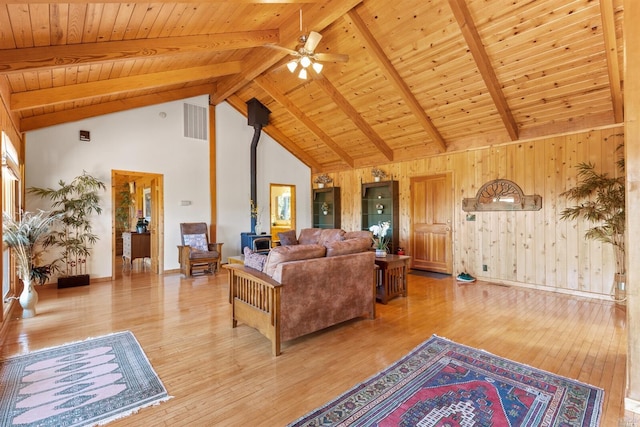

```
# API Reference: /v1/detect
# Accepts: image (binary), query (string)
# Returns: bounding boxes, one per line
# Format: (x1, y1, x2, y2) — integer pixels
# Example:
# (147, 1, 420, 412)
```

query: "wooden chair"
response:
(178, 223, 223, 277)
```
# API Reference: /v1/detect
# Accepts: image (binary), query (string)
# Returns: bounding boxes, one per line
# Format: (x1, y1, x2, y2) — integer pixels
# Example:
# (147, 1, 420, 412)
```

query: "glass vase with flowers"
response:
(369, 221, 390, 257)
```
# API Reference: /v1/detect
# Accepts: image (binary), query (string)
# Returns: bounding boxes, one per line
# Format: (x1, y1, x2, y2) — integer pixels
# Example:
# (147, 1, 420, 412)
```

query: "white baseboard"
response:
(625, 397, 640, 415)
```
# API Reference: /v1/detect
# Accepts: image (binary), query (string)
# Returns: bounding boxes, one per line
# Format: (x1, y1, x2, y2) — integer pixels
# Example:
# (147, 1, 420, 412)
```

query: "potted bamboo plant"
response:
(560, 146, 625, 302)
(2, 210, 59, 317)
(29, 171, 106, 288)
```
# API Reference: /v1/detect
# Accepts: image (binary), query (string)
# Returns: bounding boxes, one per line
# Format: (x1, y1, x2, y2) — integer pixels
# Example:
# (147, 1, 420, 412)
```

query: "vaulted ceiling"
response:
(0, 0, 625, 172)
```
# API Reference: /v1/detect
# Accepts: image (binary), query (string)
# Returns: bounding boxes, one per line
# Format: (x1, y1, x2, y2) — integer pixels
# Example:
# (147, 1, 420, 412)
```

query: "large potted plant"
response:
(29, 171, 106, 288)
(560, 147, 625, 302)
(2, 210, 59, 317)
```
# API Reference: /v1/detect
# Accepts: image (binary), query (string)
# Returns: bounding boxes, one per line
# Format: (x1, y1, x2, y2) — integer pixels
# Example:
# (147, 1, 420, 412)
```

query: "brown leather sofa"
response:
(224, 228, 375, 356)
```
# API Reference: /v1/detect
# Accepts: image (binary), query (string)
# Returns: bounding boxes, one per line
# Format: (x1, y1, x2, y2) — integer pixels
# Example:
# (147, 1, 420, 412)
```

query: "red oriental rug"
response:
(288, 335, 603, 426)
(0, 331, 171, 427)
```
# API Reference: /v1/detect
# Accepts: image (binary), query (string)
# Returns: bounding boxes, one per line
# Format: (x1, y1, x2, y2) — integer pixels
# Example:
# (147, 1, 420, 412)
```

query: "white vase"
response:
(375, 249, 387, 257)
(317, 183, 325, 188)
(254, 222, 262, 235)
(19, 279, 38, 318)
(374, 176, 381, 182)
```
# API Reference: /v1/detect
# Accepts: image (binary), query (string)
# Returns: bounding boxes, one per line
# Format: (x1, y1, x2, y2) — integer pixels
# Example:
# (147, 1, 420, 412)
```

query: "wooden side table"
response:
(374, 254, 411, 304)
(122, 232, 151, 269)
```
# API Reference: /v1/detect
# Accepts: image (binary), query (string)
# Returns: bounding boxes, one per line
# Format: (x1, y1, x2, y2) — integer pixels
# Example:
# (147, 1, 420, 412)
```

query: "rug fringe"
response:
(93, 396, 174, 427)
(1, 330, 132, 361)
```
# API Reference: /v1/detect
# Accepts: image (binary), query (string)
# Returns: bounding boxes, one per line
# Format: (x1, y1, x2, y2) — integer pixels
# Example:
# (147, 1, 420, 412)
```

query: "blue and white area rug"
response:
(0, 331, 171, 426)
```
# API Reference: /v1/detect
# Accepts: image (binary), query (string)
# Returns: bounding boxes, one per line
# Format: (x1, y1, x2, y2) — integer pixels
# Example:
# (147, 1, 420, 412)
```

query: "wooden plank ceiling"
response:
(0, 0, 624, 172)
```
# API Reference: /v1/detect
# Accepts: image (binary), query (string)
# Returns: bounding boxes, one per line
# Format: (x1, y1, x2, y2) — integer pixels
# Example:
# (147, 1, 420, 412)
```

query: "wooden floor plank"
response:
(0, 268, 634, 426)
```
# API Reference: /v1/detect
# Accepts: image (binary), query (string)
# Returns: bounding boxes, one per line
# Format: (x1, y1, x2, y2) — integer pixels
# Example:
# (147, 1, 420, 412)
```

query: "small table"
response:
(374, 254, 411, 304)
(122, 232, 150, 270)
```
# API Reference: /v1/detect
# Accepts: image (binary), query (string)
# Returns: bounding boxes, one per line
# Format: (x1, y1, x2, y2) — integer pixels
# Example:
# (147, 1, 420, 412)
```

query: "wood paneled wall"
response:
(0, 84, 24, 331)
(317, 126, 624, 298)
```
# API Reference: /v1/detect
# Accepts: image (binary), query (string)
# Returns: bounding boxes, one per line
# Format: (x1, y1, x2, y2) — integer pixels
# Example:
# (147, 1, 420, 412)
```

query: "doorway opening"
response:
(112, 170, 164, 277)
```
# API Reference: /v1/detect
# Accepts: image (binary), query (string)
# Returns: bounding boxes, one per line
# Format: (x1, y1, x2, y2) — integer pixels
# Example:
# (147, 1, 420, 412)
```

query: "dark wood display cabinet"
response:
(361, 180, 399, 253)
(313, 187, 341, 229)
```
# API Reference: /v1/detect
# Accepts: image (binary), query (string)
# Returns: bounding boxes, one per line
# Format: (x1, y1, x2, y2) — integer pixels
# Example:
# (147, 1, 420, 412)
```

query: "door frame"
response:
(111, 170, 164, 276)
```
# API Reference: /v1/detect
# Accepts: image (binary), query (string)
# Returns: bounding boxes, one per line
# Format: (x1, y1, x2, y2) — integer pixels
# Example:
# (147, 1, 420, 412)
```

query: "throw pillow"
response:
(183, 233, 208, 252)
(278, 230, 298, 246)
(244, 247, 267, 271)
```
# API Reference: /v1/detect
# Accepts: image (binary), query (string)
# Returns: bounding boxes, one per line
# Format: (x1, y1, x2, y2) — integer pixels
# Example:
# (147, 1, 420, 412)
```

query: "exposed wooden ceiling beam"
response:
(11, 62, 241, 111)
(255, 75, 354, 167)
(0, 31, 279, 73)
(7, 0, 318, 4)
(313, 74, 394, 161)
(599, 0, 623, 123)
(345, 8, 447, 153)
(20, 84, 217, 132)
(227, 94, 323, 172)
(211, 0, 363, 104)
(447, 0, 519, 141)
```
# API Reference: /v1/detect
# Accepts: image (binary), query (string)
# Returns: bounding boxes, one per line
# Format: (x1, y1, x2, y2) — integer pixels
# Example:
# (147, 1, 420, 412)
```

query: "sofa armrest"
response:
(223, 264, 284, 355)
(223, 264, 282, 303)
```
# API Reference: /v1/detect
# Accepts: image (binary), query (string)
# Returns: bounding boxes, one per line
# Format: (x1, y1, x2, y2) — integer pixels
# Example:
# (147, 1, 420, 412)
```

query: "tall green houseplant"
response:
(29, 171, 106, 287)
(560, 147, 625, 302)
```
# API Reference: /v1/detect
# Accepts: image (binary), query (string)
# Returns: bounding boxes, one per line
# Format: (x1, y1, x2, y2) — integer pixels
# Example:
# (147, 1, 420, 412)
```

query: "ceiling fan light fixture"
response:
(298, 68, 308, 80)
(286, 60, 298, 73)
(300, 55, 312, 68)
(312, 62, 323, 74)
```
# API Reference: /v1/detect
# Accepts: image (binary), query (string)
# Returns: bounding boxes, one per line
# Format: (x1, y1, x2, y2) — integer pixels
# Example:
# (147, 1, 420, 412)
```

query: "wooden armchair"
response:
(178, 222, 223, 277)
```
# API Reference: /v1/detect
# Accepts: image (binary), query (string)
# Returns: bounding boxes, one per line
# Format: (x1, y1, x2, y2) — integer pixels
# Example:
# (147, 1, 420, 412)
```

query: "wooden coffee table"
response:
(374, 254, 411, 304)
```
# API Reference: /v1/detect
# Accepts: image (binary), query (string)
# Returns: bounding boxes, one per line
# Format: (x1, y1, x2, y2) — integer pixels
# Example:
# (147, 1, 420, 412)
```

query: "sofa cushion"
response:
(262, 244, 327, 277)
(278, 230, 298, 246)
(325, 237, 372, 257)
(244, 247, 267, 271)
(344, 230, 373, 241)
(183, 233, 208, 252)
(297, 228, 323, 245)
(318, 229, 345, 245)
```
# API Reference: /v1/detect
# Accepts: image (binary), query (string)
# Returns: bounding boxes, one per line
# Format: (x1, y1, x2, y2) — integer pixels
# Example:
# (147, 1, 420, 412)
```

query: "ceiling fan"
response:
(266, 30, 349, 80)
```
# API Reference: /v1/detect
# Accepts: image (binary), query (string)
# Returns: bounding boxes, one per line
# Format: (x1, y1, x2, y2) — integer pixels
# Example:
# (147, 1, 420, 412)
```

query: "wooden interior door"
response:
(411, 174, 453, 273)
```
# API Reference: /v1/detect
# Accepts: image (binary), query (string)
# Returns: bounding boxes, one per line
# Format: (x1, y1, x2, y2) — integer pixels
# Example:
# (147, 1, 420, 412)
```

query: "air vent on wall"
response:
(183, 103, 207, 141)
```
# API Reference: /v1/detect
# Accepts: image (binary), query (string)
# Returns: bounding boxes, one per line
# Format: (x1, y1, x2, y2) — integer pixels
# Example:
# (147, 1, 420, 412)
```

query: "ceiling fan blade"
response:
(304, 31, 323, 52)
(314, 52, 349, 63)
(264, 44, 299, 56)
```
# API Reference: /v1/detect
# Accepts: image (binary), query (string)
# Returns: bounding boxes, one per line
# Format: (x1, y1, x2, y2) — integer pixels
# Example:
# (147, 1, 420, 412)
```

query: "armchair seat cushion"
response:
(190, 250, 219, 260)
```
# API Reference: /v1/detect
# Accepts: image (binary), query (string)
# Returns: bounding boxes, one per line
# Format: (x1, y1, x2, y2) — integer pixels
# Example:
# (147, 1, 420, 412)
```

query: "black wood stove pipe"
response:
(246, 98, 270, 234)
(250, 125, 262, 233)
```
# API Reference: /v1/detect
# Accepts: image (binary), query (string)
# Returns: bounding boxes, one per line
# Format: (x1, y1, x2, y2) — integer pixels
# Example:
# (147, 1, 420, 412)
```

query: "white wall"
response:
(215, 102, 311, 261)
(25, 96, 310, 278)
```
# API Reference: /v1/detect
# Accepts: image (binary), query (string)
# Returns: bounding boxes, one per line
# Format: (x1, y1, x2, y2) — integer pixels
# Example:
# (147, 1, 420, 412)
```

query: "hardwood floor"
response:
(0, 266, 636, 426)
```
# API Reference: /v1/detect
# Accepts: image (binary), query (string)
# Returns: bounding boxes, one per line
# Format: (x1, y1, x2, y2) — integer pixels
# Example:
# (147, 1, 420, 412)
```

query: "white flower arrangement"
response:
(369, 221, 390, 251)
